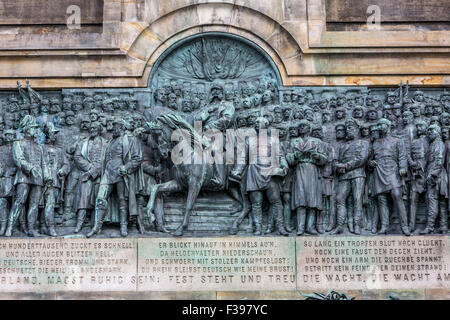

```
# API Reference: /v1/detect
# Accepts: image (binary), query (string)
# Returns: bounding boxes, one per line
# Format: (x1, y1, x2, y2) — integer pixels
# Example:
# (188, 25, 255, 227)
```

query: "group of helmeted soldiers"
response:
(229, 86, 450, 236)
(0, 80, 449, 237)
(0, 82, 167, 238)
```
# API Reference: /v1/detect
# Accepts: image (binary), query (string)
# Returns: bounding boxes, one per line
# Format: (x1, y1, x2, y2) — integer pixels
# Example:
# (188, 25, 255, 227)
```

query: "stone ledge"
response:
(0, 236, 447, 295)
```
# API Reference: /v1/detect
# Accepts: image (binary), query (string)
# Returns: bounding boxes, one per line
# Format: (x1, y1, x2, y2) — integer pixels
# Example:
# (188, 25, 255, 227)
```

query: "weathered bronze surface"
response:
(0, 35, 448, 238)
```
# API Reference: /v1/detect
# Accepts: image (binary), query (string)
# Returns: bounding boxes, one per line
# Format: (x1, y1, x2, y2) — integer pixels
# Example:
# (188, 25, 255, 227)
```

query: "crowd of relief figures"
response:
(0, 78, 449, 238)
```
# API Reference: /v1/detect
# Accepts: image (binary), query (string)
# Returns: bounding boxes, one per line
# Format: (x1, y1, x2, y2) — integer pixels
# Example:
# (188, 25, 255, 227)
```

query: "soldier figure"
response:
(62, 95, 73, 112)
(73, 122, 107, 233)
(5, 116, 50, 237)
(413, 91, 425, 104)
(322, 111, 335, 143)
(310, 125, 329, 233)
(41, 123, 70, 236)
(61, 115, 90, 222)
(442, 126, 450, 234)
(278, 124, 294, 232)
(367, 124, 380, 233)
(421, 124, 446, 234)
(89, 109, 100, 122)
(0, 130, 17, 235)
(87, 118, 142, 237)
(369, 118, 410, 235)
(244, 117, 289, 236)
(334, 107, 346, 125)
(288, 120, 328, 235)
(330, 119, 370, 235)
(408, 120, 429, 232)
(134, 125, 168, 233)
(410, 104, 422, 124)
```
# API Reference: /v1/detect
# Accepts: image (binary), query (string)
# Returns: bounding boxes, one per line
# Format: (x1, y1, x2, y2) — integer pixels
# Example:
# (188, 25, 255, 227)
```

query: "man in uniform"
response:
(0, 130, 17, 235)
(73, 121, 107, 233)
(243, 117, 289, 236)
(369, 118, 410, 235)
(287, 120, 328, 235)
(203, 84, 235, 190)
(87, 118, 142, 237)
(41, 122, 70, 236)
(330, 118, 370, 235)
(408, 120, 429, 232)
(5, 116, 51, 237)
(421, 124, 446, 234)
(61, 115, 90, 223)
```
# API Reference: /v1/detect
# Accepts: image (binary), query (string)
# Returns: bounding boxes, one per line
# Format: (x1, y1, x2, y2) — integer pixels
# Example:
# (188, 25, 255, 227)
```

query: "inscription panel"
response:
(296, 236, 450, 291)
(0, 239, 136, 292)
(137, 237, 296, 291)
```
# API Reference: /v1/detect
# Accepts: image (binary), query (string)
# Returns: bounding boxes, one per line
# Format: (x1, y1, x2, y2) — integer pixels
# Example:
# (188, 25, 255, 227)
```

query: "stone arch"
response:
(146, 31, 283, 88)
(126, 2, 303, 86)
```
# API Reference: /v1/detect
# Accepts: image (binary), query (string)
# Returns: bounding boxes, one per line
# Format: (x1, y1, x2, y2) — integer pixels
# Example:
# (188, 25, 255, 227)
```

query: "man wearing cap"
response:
(79, 115, 91, 136)
(72, 97, 84, 112)
(89, 109, 100, 123)
(281, 91, 292, 108)
(401, 111, 417, 202)
(103, 116, 115, 140)
(421, 124, 446, 234)
(330, 118, 370, 235)
(87, 118, 142, 237)
(413, 91, 425, 104)
(310, 125, 332, 234)
(272, 106, 283, 124)
(0, 129, 17, 235)
(61, 115, 90, 222)
(4, 99, 19, 130)
(202, 84, 236, 189)
(408, 120, 429, 232)
(62, 95, 73, 112)
(128, 97, 139, 112)
(83, 97, 95, 110)
(441, 112, 450, 127)
(288, 119, 328, 235)
(318, 122, 337, 233)
(134, 124, 169, 234)
(19, 103, 30, 119)
(102, 99, 114, 114)
(334, 107, 346, 126)
(49, 98, 61, 115)
(277, 123, 295, 232)
(369, 118, 410, 235)
(93, 95, 103, 111)
(385, 91, 398, 107)
(41, 122, 70, 236)
(244, 117, 289, 236)
(367, 124, 380, 233)
(352, 105, 365, 121)
(73, 121, 107, 233)
(322, 111, 335, 144)
(5, 115, 51, 237)
(410, 103, 422, 124)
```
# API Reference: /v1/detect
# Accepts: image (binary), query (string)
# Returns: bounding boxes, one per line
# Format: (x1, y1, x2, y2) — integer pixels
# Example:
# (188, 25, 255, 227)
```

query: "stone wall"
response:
(0, 236, 447, 300)
(0, 0, 447, 88)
